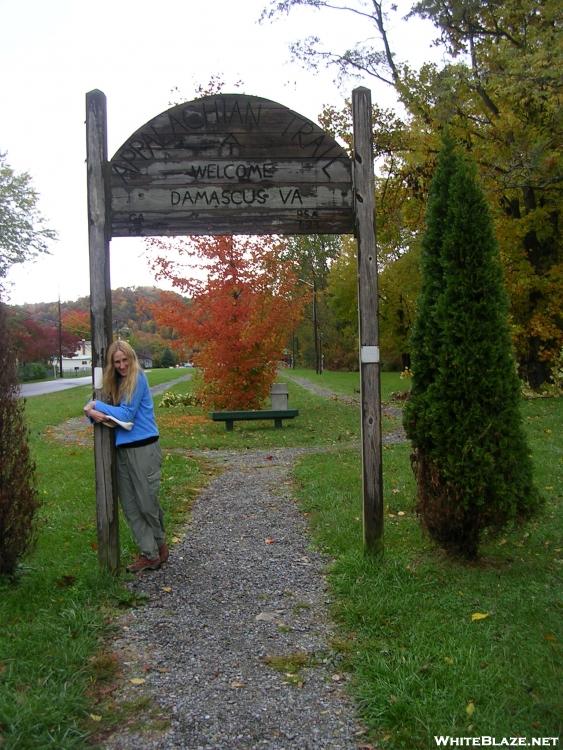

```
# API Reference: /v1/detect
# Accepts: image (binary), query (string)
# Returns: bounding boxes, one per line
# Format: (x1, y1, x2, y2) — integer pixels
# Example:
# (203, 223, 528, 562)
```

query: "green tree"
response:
(325, 238, 359, 370)
(0, 301, 41, 575)
(0, 152, 51, 573)
(0, 152, 56, 285)
(264, 0, 562, 386)
(378, 248, 420, 370)
(282, 235, 342, 373)
(404, 135, 540, 559)
(326, 236, 420, 370)
(160, 347, 176, 368)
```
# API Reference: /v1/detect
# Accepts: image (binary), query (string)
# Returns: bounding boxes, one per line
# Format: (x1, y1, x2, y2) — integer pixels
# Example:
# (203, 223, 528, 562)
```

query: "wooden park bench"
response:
(210, 409, 299, 431)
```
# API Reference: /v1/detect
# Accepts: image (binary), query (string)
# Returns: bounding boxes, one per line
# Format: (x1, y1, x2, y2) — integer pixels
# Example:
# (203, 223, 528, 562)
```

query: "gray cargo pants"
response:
(116, 440, 165, 560)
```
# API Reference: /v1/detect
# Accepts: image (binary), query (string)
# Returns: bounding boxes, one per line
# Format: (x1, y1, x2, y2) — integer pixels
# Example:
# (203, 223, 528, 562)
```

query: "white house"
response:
(56, 340, 153, 375)
(60, 339, 92, 376)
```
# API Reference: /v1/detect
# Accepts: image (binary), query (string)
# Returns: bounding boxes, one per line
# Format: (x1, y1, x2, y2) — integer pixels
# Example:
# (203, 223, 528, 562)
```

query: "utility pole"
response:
(300, 276, 321, 374)
(312, 275, 321, 375)
(57, 297, 63, 378)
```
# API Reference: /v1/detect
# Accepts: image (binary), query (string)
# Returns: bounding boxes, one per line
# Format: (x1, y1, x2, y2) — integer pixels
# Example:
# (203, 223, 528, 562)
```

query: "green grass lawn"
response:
(293, 391, 562, 748)
(1, 369, 560, 748)
(154, 368, 407, 451)
(157, 377, 362, 450)
(0, 371, 205, 749)
(286, 366, 412, 403)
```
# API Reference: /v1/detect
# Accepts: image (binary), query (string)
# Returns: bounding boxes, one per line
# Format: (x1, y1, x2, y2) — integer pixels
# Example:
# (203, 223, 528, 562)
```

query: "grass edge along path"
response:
(2, 370, 559, 748)
(291, 387, 562, 750)
(0, 368, 398, 747)
(0, 372, 209, 749)
(1, 368, 363, 748)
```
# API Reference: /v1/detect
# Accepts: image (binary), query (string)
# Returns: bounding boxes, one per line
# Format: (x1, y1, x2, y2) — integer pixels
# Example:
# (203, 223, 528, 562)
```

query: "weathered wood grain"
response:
(86, 89, 120, 574)
(109, 94, 354, 237)
(352, 87, 384, 557)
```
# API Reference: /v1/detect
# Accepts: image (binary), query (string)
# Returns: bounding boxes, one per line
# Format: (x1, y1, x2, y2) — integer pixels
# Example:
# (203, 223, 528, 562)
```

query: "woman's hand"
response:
(84, 405, 109, 423)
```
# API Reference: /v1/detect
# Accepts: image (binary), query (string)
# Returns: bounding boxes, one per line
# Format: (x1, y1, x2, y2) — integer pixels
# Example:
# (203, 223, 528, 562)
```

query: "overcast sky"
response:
(1, 0, 437, 306)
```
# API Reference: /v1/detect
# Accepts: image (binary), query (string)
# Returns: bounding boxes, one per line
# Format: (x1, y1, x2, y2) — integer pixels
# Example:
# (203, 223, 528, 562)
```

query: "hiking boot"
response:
(126, 555, 161, 573)
(159, 542, 169, 564)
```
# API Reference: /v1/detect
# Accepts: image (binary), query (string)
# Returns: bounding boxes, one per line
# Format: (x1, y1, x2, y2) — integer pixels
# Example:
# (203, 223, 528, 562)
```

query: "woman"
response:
(84, 341, 168, 573)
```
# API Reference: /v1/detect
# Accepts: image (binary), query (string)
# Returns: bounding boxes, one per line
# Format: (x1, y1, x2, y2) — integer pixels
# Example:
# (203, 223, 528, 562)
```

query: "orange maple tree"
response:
(145, 235, 308, 409)
(61, 309, 90, 339)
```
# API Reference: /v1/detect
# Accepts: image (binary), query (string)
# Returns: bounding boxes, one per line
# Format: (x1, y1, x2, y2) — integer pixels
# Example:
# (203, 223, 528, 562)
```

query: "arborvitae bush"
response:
(0, 300, 41, 576)
(404, 135, 540, 559)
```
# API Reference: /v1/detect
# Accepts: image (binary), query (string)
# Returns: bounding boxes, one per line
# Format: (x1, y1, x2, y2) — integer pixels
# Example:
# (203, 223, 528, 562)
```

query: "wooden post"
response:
(352, 87, 384, 556)
(86, 90, 119, 573)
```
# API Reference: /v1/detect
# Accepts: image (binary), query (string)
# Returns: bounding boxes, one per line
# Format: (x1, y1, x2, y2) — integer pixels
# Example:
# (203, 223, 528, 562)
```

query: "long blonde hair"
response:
(102, 340, 142, 404)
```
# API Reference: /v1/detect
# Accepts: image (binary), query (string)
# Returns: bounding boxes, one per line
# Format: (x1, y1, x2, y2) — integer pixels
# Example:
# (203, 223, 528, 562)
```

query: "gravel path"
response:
(86, 373, 404, 748)
(283, 372, 406, 443)
(150, 373, 194, 396)
(104, 446, 365, 750)
(283, 372, 404, 419)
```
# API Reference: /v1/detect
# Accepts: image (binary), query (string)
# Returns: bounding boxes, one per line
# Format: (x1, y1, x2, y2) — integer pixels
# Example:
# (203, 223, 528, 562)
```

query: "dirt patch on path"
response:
(46, 417, 93, 447)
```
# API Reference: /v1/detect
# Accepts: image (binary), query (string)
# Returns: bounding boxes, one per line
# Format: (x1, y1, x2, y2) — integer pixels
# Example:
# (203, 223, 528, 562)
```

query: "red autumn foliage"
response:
(145, 235, 308, 409)
(8, 313, 79, 363)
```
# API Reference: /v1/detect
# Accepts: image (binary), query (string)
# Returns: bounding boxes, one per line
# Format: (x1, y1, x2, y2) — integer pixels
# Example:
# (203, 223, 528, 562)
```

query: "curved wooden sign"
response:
(109, 94, 353, 236)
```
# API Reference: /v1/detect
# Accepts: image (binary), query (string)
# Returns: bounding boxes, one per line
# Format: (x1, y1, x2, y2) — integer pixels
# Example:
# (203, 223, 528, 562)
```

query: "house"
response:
(60, 339, 92, 376)
(137, 351, 153, 369)
(58, 340, 152, 375)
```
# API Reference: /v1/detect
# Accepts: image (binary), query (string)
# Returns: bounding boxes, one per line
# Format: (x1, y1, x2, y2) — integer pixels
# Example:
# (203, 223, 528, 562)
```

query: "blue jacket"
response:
(94, 371, 159, 447)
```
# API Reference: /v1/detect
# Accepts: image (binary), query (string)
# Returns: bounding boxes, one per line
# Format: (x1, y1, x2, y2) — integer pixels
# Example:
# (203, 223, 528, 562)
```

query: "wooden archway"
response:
(86, 90, 382, 572)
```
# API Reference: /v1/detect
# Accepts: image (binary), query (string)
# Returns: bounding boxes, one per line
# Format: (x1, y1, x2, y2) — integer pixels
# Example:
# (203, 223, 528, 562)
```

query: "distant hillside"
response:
(12, 286, 182, 326)
(9, 286, 191, 365)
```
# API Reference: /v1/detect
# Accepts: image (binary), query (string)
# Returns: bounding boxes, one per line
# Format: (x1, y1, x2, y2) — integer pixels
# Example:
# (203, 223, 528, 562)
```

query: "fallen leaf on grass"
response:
(89, 714, 102, 722)
(466, 701, 475, 717)
(471, 612, 490, 622)
(129, 678, 146, 685)
(264, 537, 275, 544)
(162, 586, 172, 593)
(230, 680, 245, 688)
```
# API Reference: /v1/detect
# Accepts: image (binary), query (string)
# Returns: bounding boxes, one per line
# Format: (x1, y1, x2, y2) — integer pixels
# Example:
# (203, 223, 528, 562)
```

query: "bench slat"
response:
(210, 409, 299, 430)
(211, 410, 298, 420)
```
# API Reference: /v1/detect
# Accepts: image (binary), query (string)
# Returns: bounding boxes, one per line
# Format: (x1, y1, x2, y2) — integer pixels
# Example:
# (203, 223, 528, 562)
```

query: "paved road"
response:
(19, 376, 92, 397)
(19, 373, 193, 398)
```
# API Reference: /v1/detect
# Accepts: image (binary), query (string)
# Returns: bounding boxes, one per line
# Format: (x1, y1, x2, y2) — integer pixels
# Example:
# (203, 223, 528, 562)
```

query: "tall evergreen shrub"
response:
(0, 301, 40, 576)
(404, 135, 540, 559)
